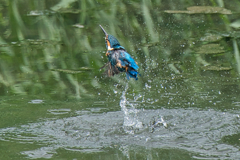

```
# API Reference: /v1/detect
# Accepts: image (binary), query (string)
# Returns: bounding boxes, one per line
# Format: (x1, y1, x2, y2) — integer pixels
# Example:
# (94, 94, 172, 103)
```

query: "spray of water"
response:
(120, 83, 143, 133)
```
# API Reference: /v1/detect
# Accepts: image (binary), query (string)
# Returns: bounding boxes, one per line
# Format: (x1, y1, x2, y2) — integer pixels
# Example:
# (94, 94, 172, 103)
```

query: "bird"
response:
(99, 25, 139, 80)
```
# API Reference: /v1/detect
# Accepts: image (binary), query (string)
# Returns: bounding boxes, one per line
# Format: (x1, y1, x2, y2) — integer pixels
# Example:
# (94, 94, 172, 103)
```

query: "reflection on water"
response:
(0, 90, 240, 159)
(1, 75, 240, 159)
(0, 0, 240, 159)
(47, 108, 71, 115)
(28, 99, 44, 104)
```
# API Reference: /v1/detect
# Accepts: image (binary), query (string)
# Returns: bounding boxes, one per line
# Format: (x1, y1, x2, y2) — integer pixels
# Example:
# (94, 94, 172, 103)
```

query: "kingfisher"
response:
(99, 25, 139, 80)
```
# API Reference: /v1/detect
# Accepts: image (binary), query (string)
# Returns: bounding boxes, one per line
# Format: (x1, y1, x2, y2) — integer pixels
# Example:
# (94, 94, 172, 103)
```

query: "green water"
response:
(0, 0, 240, 159)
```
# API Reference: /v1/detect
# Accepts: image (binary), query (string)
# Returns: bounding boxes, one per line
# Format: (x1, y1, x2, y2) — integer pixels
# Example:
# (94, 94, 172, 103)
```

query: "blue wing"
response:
(106, 49, 140, 80)
(119, 51, 139, 69)
(119, 51, 139, 80)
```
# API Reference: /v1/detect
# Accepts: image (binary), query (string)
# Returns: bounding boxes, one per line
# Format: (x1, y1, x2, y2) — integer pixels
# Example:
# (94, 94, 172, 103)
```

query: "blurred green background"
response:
(0, 0, 239, 99)
(0, 0, 240, 159)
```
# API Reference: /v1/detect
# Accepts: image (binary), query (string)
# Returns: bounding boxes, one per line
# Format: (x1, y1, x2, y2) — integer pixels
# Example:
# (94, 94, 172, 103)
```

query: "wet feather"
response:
(99, 25, 140, 80)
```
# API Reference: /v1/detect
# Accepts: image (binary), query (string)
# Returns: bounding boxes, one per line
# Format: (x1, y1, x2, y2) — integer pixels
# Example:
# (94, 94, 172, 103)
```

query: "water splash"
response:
(0, 107, 239, 159)
(120, 84, 143, 133)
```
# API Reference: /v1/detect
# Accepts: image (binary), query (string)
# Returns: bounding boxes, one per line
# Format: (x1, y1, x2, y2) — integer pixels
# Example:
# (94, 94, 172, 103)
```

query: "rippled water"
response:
(0, 80, 240, 159)
(1, 1, 240, 159)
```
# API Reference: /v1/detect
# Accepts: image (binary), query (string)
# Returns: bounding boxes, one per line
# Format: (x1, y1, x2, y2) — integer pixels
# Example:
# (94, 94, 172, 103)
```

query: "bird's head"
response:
(99, 25, 125, 51)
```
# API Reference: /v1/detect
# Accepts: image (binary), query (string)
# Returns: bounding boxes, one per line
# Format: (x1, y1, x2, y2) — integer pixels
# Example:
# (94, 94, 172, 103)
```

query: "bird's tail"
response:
(126, 69, 139, 80)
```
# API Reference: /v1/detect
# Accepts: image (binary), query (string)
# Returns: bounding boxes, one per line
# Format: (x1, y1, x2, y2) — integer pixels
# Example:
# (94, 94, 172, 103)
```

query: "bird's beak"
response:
(99, 25, 114, 51)
(99, 25, 108, 36)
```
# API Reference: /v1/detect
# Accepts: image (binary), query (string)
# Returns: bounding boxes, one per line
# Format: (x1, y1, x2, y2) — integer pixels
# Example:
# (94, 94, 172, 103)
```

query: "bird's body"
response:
(99, 25, 139, 80)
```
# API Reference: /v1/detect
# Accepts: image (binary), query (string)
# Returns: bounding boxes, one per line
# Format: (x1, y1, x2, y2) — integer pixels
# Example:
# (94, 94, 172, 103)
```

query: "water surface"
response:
(0, 0, 240, 159)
